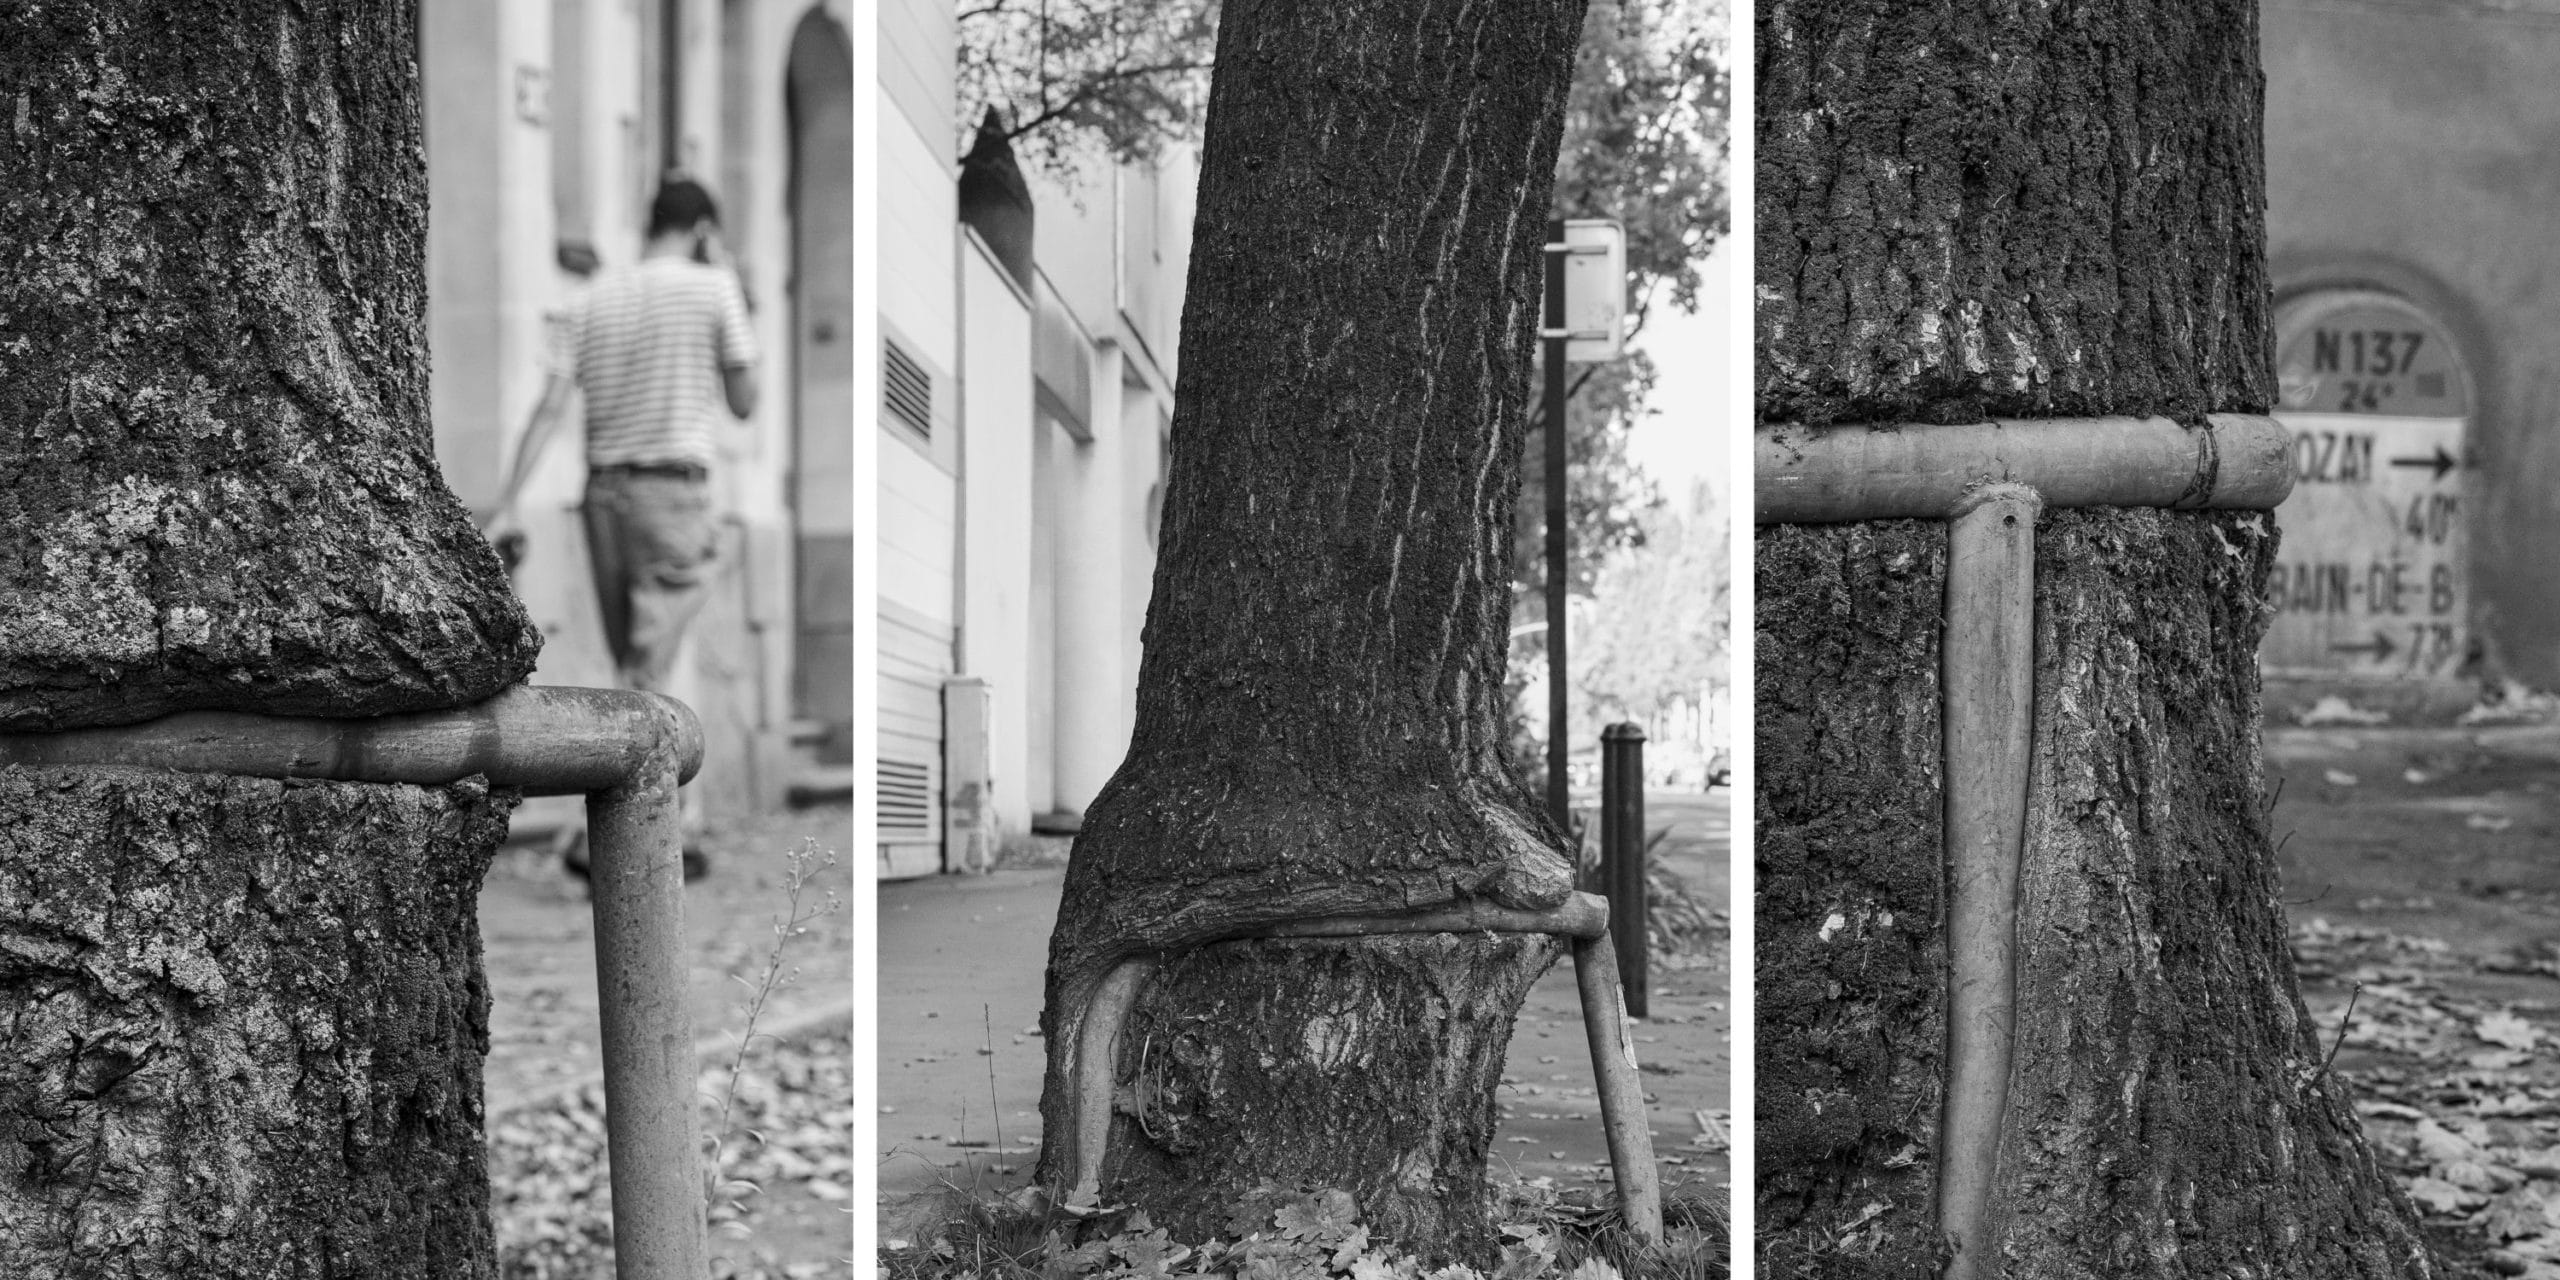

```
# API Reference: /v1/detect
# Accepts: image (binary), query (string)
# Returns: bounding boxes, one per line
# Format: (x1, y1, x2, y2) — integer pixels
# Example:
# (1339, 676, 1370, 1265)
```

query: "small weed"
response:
(703, 839, 845, 1227)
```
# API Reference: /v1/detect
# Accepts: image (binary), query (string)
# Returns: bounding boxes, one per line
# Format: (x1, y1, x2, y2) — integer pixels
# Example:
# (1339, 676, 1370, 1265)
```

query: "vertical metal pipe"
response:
(1937, 483, 2040, 1280)
(1601, 721, 1648, 1017)
(1544, 218, 1571, 836)
(1573, 934, 1663, 1243)
(586, 726, 707, 1280)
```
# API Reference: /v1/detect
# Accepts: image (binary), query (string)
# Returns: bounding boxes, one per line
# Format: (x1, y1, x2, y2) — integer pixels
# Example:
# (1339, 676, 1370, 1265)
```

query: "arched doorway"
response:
(786, 9, 854, 762)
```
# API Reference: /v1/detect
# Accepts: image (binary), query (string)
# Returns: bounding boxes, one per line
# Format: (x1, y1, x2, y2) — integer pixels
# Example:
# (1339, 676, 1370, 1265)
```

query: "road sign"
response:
(1546, 219, 1627, 363)
(2264, 290, 2471, 681)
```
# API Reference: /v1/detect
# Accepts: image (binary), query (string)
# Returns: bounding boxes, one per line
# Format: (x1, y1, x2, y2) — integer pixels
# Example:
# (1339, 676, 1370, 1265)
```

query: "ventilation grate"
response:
(883, 338, 932, 438)
(878, 757, 932, 836)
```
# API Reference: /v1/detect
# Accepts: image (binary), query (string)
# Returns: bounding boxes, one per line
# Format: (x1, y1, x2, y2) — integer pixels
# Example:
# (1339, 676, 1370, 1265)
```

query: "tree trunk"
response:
(1033, 0, 1589, 1262)
(0, 2, 538, 731)
(1757, 2, 2434, 1276)
(0, 5, 536, 1273)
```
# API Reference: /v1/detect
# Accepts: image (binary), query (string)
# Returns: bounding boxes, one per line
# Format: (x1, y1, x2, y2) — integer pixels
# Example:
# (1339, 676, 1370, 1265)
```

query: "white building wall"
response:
(1051, 349, 1133, 813)
(1025, 410, 1063, 816)
(870, 18, 1201, 853)
(958, 234, 1037, 838)
(877, 0, 953, 154)
(875, 0, 960, 873)
(1116, 378, 1165, 719)
(878, 119, 958, 382)
(1030, 165, 1119, 338)
(423, 0, 554, 514)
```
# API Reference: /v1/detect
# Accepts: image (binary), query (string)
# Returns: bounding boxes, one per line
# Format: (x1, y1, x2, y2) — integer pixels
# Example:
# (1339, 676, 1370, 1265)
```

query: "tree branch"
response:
(987, 58, 1214, 149)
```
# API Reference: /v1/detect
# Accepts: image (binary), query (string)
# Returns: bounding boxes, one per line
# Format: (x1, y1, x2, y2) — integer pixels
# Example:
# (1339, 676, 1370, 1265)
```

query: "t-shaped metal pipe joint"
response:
(1756, 414, 2294, 1280)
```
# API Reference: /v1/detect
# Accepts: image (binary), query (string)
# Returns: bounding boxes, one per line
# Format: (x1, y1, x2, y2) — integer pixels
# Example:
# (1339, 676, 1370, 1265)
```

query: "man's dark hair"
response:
(647, 178, 721, 238)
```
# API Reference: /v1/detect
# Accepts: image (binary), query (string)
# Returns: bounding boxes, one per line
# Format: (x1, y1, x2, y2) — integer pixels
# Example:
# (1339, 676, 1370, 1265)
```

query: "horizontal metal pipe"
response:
(0, 685, 703, 796)
(1936, 486, 2040, 1280)
(1257, 894, 1610, 941)
(1755, 413, 2294, 523)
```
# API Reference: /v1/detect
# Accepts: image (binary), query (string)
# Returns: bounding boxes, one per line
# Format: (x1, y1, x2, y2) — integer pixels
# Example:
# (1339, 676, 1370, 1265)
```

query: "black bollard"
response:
(1601, 721, 1647, 1017)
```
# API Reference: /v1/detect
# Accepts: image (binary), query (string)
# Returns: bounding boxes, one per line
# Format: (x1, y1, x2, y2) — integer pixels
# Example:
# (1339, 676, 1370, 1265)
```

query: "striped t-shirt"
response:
(548, 256, 760, 469)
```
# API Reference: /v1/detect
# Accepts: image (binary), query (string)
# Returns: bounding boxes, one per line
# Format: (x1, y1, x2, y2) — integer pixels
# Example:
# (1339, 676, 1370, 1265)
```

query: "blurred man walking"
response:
(488, 177, 760, 878)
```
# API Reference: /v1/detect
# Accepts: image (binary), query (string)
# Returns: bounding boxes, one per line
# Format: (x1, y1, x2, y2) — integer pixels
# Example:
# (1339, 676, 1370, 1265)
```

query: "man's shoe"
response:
(557, 827, 591, 882)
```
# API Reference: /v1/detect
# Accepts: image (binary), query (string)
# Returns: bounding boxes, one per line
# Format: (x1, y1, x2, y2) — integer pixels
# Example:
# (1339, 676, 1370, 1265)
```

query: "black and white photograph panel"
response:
(1757, 0, 2560, 1277)
(874, 0, 1732, 1275)
(0, 3, 854, 1278)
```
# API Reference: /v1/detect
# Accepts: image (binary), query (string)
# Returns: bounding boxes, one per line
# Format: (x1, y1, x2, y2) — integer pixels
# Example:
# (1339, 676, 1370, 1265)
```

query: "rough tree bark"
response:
(1032, 0, 1590, 1262)
(1756, 1, 2434, 1276)
(0, 4, 538, 1274)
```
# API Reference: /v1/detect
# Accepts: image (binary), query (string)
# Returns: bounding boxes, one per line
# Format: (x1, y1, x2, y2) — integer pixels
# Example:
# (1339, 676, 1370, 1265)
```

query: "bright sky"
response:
(1625, 234, 1746, 509)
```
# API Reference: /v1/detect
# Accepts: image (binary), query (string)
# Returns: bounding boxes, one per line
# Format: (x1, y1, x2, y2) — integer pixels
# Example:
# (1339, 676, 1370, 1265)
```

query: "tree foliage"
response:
(954, 0, 1219, 179)
(1577, 480, 1726, 730)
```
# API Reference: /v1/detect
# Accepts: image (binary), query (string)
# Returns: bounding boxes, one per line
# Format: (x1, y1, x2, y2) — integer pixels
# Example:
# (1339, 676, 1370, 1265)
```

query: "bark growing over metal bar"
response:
(1756, 0, 2434, 1275)
(0, 4, 530, 1272)
(0, 3, 539, 731)
(1033, 0, 1589, 1260)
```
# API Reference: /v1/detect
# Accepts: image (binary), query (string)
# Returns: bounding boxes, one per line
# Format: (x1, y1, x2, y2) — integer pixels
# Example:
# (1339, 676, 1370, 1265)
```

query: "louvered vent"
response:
(878, 758, 932, 836)
(883, 338, 932, 437)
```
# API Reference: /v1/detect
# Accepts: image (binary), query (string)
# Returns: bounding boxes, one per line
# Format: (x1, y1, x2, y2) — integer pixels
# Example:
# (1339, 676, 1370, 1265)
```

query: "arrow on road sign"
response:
(2331, 630, 2398, 660)
(2388, 446, 2459, 481)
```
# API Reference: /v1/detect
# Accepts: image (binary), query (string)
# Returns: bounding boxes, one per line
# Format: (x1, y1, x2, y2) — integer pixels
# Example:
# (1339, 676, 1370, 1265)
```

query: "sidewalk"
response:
(876, 791, 1730, 1228)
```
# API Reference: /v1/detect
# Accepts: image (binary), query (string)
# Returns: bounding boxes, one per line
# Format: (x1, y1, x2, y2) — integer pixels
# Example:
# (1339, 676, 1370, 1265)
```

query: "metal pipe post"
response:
(585, 703, 707, 1280)
(1544, 218, 1572, 835)
(1573, 933, 1663, 1243)
(1936, 484, 2039, 1280)
(1600, 721, 1648, 1018)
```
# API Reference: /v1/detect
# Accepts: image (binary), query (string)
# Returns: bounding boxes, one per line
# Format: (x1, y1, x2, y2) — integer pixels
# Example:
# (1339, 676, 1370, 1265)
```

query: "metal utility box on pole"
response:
(1542, 217, 1627, 834)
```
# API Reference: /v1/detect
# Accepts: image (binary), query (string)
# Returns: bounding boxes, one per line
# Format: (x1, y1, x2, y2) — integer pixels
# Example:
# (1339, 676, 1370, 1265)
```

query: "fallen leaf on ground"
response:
(2481, 1011, 2543, 1051)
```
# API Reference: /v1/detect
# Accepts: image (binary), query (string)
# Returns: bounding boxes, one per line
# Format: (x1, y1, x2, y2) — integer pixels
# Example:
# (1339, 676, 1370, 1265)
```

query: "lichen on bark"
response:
(0, 1, 538, 732)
